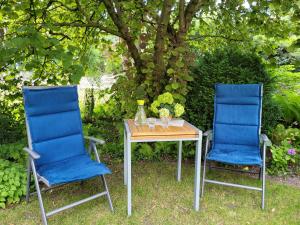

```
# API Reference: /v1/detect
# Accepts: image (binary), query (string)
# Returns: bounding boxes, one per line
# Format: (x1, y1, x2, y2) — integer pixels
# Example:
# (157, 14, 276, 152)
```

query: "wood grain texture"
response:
(126, 119, 199, 140)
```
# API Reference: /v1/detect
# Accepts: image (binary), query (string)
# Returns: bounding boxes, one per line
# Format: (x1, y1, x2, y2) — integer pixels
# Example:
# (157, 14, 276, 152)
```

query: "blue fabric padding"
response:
(215, 104, 259, 126)
(23, 86, 112, 186)
(32, 134, 85, 166)
(209, 84, 263, 166)
(215, 84, 261, 97)
(207, 144, 262, 166)
(216, 97, 260, 105)
(37, 153, 111, 186)
(23, 87, 78, 116)
(214, 124, 259, 146)
(23, 86, 85, 167)
(29, 110, 82, 143)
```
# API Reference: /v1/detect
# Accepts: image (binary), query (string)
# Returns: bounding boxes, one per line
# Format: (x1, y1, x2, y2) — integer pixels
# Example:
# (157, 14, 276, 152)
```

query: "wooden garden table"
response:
(123, 119, 203, 216)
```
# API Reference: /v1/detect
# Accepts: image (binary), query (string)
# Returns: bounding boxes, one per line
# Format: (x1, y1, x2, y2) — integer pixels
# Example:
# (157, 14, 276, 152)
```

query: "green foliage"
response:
(268, 140, 299, 175)
(270, 124, 300, 147)
(91, 89, 124, 121)
(0, 159, 27, 208)
(150, 92, 185, 118)
(134, 86, 146, 100)
(273, 93, 300, 124)
(269, 65, 300, 124)
(185, 47, 282, 132)
(83, 88, 95, 123)
(268, 124, 300, 175)
(0, 100, 25, 144)
(270, 65, 300, 93)
(0, 141, 27, 165)
(81, 47, 105, 76)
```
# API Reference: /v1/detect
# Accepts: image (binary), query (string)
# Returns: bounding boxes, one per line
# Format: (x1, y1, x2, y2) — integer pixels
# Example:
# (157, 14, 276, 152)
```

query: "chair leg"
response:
(26, 158, 31, 203)
(262, 146, 266, 209)
(258, 167, 262, 180)
(201, 157, 207, 198)
(101, 175, 114, 212)
(30, 159, 48, 225)
(208, 161, 212, 172)
(261, 166, 266, 209)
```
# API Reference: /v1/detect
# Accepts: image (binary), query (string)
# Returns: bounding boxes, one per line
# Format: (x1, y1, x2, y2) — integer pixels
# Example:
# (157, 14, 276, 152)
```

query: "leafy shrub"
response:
(0, 159, 27, 208)
(270, 124, 300, 146)
(269, 65, 300, 125)
(268, 140, 299, 175)
(273, 92, 300, 125)
(185, 47, 282, 132)
(0, 103, 25, 145)
(0, 141, 27, 165)
(268, 124, 300, 175)
(93, 95, 123, 121)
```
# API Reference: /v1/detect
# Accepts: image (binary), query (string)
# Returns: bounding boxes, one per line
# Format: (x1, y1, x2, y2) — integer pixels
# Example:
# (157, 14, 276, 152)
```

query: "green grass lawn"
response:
(1, 161, 300, 225)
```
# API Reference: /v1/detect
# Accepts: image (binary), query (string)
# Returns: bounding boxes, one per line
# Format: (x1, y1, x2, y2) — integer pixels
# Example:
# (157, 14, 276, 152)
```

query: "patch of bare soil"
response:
(267, 175, 300, 188)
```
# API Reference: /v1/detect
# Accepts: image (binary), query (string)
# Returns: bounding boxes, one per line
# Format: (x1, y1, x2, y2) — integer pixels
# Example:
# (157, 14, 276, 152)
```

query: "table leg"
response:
(194, 135, 202, 211)
(124, 131, 127, 185)
(127, 137, 132, 216)
(177, 141, 182, 182)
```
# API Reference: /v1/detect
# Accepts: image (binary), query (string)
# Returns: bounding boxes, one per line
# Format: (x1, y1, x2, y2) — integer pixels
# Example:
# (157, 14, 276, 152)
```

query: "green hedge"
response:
(185, 47, 282, 133)
(0, 102, 25, 145)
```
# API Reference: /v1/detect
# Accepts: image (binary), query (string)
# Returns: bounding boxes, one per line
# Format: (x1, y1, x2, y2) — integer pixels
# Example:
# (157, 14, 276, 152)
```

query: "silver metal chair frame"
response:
(24, 86, 113, 225)
(201, 85, 272, 209)
(201, 131, 271, 209)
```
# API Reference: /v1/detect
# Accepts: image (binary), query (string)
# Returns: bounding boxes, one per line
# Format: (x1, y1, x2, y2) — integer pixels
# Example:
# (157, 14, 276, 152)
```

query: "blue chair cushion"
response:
(37, 153, 111, 186)
(23, 86, 86, 167)
(207, 144, 262, 166)
(209, 84, 263, 166)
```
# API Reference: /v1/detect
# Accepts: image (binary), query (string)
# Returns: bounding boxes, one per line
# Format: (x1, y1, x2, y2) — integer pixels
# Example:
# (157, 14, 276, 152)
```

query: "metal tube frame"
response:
(201, 135, 269, 209)
(25, 143, 114, 225)
(25, 128, 114, 224)
(23, 86, 114, 225)
(123, 119, 203, 216)
(201, 86, 269, 209)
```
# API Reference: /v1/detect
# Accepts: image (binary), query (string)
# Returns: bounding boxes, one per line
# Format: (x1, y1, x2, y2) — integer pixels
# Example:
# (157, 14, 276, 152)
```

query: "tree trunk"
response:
(152, 0, 174, 95)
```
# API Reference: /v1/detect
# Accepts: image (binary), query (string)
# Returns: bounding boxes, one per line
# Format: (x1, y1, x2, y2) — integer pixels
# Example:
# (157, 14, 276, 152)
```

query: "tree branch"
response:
(184, 0, 204, 31)
(179, 0, 185, 32)
(103, 0, 144, 79)
(52, 21, 121, 37)
(49, 30, 71, 40)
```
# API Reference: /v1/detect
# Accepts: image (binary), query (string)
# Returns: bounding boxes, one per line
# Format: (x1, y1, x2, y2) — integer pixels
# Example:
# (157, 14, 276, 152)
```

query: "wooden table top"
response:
(125, 119, 199, 141)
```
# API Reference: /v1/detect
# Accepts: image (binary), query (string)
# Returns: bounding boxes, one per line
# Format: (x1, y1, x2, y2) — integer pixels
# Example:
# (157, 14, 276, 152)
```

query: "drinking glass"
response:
(147, 118, 156, 129)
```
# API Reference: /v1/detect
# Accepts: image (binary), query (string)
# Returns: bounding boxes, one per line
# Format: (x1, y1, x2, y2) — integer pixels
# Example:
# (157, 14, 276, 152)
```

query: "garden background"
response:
(0, 1, 299, 223)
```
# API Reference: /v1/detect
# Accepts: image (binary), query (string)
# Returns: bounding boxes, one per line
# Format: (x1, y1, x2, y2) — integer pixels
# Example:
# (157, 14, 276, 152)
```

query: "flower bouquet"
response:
(150, 92, 185, 127)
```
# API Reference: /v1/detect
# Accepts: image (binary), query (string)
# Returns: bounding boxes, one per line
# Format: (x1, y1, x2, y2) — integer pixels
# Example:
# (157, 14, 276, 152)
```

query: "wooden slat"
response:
(127, 119, 199, 140)
(130, 134, 199, 141)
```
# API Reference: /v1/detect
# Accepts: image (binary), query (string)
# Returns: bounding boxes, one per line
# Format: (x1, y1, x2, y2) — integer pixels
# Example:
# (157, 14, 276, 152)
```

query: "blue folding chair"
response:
(201, 84, 271, 209)
(23, 86, 113, 225)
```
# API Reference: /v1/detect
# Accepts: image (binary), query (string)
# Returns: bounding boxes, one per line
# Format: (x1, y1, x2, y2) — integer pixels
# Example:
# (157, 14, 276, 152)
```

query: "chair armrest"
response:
(84, 136, 105, 145)
(204, 130, 213, 141)
(260, 134, 272, 147)
(23, 147, 40, 159)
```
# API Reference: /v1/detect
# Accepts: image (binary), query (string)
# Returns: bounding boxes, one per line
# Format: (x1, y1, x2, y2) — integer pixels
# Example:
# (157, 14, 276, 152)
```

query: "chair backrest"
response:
(23, 86, 85, 167)
(213, 84, 263, 150)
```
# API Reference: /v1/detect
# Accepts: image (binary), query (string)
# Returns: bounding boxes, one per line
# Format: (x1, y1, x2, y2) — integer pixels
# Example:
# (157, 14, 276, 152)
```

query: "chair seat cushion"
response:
(37, 153, 111, 186)
(207, 144, 262, 166)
